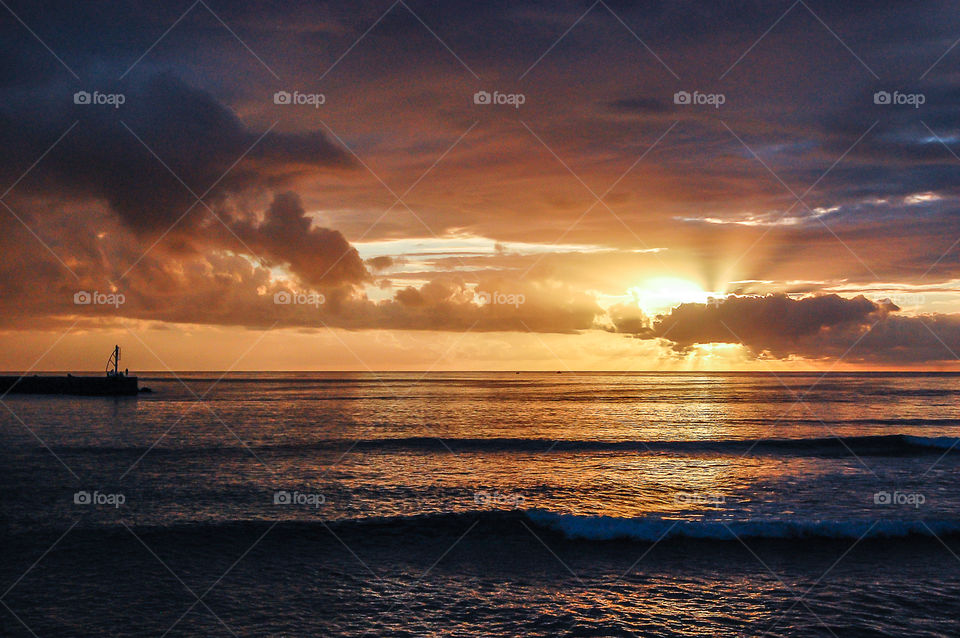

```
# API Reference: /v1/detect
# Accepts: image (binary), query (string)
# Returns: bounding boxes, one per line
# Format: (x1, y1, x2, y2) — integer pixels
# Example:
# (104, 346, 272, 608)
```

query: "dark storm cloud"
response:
(0, 71, 367, 286)
(805, 80, 960, 209)
(232, 193, 369, 287)
(616, 293, 960, 364)
(1, 72, 351, 231)
(637, 294, 887, 348)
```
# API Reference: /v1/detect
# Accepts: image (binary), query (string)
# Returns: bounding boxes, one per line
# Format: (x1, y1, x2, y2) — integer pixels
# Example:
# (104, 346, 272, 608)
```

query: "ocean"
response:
(2, 372, 960, 636)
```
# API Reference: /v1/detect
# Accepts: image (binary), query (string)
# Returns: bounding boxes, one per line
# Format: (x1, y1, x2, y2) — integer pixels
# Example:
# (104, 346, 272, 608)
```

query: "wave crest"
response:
(524, 510, 960, 541)
(47, 434, 960, 456)
(56, 510, 960, 544)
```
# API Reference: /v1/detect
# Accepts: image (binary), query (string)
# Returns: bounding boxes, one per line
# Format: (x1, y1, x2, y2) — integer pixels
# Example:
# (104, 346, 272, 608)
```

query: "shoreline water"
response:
(3, 372, 960, 636)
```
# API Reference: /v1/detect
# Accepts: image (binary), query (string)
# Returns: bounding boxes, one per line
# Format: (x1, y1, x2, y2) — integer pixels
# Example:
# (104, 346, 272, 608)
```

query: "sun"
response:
(627, 277, 719, 314)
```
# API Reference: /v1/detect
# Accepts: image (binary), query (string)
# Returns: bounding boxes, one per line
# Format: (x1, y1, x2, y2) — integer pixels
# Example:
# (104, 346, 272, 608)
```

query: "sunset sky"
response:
(3, 1, 960, 370)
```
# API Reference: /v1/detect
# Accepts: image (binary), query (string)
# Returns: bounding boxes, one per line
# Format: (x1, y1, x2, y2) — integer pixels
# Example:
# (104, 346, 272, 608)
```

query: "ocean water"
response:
(2, 372, 960, 636)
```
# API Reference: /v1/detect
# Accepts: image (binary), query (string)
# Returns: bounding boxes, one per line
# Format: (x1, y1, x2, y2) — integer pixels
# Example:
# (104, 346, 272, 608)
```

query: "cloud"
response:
(231, 192, 368, 287)
(615, 293, 960, 364)
(0, 201, 603, 334)
(605, 303, 651, 335)
(360, 278, 603, 332)
(2, 73, 351, 231)
(366, 256, 395, 271)
(644, 294, 888, 349)
(0, 72, 371, 287)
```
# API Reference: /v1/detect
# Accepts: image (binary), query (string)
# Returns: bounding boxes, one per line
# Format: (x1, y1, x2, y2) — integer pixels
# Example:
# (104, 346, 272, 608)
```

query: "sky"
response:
(2, 0, 960, 370)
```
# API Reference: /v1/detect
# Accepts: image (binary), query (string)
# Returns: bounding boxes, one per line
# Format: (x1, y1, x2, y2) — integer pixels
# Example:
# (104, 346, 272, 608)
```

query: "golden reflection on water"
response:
(274, 449, 840, 521)
(7, 372, 958, 526)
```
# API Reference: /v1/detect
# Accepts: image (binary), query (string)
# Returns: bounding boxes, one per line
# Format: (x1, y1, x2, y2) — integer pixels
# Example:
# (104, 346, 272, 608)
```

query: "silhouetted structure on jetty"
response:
(0, 345, 140, 396)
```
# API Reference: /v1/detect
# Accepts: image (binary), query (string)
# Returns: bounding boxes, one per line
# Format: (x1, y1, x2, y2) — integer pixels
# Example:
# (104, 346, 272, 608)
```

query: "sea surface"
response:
(2, 372, 960, 636)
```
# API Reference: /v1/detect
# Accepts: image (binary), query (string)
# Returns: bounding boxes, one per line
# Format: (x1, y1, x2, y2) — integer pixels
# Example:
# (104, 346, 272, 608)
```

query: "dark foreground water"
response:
(2, 372, 960, 636)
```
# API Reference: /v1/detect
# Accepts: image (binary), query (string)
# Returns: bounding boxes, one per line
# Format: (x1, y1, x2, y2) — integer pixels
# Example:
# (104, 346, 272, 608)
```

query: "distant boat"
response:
(0, 345, 141, 396)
